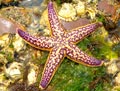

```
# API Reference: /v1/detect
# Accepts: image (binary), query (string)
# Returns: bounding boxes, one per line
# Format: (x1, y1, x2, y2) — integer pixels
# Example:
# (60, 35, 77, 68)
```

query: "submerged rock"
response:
(1, 0, 13, 4)
(0, 17, 17, 35)
(0, 7, 31, 27)
(61, 18, 90, 30)
(19, 0, 43, 7)
(98, 0, 116, 15)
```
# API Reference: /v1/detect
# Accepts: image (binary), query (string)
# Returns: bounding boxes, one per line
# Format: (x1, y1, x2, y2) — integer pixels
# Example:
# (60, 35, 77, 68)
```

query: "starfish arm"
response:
(17, 29, 54, 50)
(48, 1, 65, 37)
(66, 44, 103, 67)
(67, 22, 102, 43)
(39, 47, 65, 89)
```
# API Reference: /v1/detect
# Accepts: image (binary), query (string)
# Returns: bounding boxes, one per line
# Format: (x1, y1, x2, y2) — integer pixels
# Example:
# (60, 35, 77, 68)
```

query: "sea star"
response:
(17, 1, 104, 89)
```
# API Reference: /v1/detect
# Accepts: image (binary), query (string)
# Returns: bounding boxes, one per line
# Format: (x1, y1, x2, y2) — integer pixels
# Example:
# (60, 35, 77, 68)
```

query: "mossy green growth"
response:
(6, 52, 14, 62)
(39, 51, 49, 64)
(0, 50, 14, 63)
(55, 0, 61, 6)
(112, 43, 120, 56)
(89, 28, 118, 60)
(50, 59, 109, 91)
(54, 0, 72, 6)
(97, 14, 106, 24)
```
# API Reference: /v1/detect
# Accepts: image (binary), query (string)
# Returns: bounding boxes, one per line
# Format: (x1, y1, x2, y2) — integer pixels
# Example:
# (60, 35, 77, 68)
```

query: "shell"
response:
(107, 61, 119, 74)
(58, 3, 76, 21)
(27, 63, 38, 85)
(13, 34, 26, 52)
(75, 1, 85, 16)
(4, 62, 23, 79)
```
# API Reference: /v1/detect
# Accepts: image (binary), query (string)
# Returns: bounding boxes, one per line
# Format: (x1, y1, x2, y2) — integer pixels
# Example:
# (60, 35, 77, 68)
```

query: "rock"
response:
(19, 0, 43, 7)
(61, 18, 90, 30)
(0, 7, 31, 27)
(39, 9, 51, 35)
(98, 0, 116, 15)
(0, 17, 17, 35)
(1, 0, 13, 4)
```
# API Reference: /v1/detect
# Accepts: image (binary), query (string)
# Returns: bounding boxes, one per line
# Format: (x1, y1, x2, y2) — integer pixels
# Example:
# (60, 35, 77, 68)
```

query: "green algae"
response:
(6, 52, 14, 63)
(113, 43, 120, 56)
(49, 59, 108, 91)
(54, 0, 72, 6)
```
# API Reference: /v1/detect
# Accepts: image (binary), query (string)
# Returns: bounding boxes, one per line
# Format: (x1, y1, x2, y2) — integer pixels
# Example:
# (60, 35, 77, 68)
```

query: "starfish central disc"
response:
(17, 1, 104, 90)
(54, 36, 69, 47)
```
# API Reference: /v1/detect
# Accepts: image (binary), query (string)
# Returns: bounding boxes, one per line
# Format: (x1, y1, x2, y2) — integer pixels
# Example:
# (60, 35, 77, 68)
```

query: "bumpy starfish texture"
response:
(17, 1, 104, 89)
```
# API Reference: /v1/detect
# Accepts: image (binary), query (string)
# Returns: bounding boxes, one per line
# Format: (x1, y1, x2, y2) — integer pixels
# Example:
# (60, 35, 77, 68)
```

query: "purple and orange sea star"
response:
(17, 1, 104, 89)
